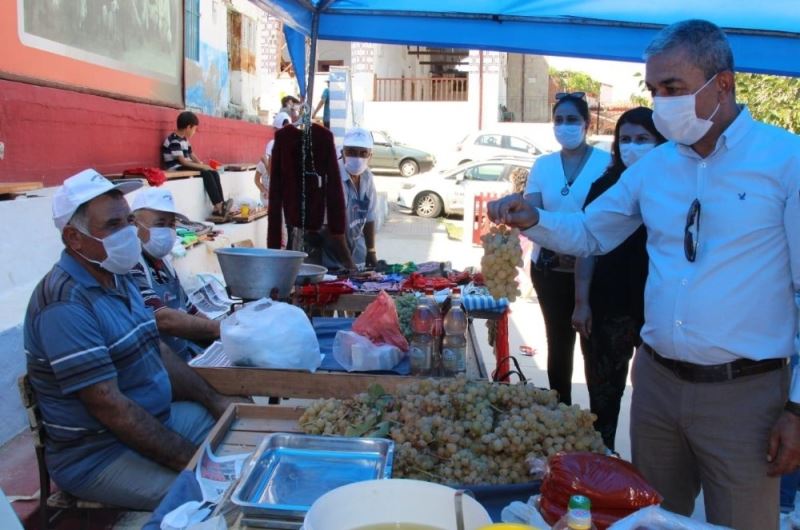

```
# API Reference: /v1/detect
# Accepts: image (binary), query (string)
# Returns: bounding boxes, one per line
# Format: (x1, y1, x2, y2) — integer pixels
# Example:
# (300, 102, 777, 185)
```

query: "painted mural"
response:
(186, 42, 231, 116)
(0, 0, 183, 106)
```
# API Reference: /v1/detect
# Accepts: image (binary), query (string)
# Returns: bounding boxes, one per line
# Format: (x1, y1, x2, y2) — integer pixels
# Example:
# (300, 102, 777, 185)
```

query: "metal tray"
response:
(232, 433, 394, 519)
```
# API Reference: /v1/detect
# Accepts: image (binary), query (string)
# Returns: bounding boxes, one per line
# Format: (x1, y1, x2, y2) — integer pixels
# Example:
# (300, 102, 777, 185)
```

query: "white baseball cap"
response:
(52, 169, 142, 230)
(343, 128, 373, 149)
(131, 187, 178, 214)
(272, 112, 291, 128)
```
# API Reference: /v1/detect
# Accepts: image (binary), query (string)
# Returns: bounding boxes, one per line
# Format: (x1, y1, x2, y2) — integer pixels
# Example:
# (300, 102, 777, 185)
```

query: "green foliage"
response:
(549, 67, 601, 96)
(735, 73, 800, 133)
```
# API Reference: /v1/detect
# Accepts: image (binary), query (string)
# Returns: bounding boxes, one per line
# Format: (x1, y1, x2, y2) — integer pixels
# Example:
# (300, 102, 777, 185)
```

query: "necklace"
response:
(560, 146, 592, 196)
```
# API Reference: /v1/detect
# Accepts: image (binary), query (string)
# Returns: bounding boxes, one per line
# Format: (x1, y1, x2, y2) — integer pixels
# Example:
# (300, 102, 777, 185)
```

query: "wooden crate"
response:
(188, 404, 303, 469)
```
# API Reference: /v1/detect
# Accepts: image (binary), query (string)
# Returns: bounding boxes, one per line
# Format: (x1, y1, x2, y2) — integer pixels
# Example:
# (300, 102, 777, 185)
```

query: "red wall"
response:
(0, 79, 273, 185)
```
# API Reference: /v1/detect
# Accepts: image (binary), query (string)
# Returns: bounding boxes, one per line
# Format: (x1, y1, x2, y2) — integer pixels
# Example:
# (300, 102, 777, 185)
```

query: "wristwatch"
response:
(785, 401, 800, 418)
(367, 248, 377, 253)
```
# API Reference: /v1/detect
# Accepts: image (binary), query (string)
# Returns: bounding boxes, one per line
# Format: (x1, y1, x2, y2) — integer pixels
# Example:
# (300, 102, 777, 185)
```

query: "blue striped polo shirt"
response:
(24, 251, 173, 493)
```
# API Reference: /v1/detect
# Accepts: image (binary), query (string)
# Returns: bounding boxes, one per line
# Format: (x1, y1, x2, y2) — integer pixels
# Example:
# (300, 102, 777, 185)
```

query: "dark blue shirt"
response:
(24, 251, 172, 493)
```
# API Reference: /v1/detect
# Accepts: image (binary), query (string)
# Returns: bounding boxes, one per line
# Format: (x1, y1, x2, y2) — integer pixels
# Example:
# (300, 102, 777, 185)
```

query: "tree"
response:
(735, 73, 800, 133)
(549, 67, 600, 96)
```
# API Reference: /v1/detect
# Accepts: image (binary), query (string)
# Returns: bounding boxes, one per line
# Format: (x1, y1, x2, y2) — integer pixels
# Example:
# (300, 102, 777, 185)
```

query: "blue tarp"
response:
(252, 0, 800, 78)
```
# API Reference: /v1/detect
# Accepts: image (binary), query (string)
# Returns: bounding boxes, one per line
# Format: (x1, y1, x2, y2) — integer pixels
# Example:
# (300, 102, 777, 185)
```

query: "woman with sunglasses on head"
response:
(523, 93, 611, 405)
(570, 107, 666, 450)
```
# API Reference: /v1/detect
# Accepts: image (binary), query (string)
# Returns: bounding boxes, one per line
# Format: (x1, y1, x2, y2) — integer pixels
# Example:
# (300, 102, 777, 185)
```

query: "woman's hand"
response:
(571, 301, 592, 339)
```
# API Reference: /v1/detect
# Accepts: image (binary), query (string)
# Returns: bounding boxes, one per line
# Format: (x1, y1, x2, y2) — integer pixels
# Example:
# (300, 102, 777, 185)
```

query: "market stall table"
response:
(146, 403, 539, 529)
(193, 318, 488, 399)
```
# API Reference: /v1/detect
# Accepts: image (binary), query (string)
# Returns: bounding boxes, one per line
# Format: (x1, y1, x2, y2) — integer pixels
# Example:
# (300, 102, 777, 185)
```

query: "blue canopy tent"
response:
(258, 0, 800, 104)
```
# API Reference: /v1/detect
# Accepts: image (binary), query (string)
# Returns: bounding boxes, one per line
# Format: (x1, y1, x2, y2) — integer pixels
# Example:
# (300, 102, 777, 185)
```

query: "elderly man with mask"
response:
(322, 127, 379, 270)
(489, 20, 800, 530)
(130, 187, 220, 361)
(25, 170, 240, 510)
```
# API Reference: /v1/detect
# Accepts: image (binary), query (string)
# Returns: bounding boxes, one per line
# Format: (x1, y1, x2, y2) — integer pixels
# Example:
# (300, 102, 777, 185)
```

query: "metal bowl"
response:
(215, 247, 307, 300)
(295, 264, 328, 285)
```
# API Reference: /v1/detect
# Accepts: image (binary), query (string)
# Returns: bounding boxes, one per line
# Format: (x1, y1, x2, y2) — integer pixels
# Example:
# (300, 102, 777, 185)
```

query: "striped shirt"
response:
(161, 132, 192, 171)
(129, 256, 197, 314)
(24, 251, 172, 493)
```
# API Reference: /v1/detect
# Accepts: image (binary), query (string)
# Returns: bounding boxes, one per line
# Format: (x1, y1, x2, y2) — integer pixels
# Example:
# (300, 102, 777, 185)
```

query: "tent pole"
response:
(306, 8, 321, 113)
(478, 50, 484, 130)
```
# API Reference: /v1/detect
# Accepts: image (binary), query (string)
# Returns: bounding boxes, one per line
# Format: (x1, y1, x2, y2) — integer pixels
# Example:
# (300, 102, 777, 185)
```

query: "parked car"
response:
(395, 157, 533, 218)
(453, 131, 549, 165)
(369, 130, 436, 176)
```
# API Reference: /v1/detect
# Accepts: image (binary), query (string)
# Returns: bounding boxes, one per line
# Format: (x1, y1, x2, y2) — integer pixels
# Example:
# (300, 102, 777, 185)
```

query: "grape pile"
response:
(394, 293, 419, 341)
(480, 225, 524, 302)
(299, 378, 605, 486)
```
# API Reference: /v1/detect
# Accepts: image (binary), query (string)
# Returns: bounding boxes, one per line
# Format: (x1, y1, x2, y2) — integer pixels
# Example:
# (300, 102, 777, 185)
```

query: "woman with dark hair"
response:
(571, 106, 666, 450)
(523, 93, 611, 405)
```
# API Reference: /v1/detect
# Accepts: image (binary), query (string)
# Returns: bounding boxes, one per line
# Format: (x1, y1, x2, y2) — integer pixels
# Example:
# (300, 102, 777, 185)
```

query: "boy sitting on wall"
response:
(161, 111, 232, 218)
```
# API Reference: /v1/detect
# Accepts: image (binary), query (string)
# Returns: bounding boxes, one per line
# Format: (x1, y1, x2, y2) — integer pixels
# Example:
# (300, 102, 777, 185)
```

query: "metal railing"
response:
(374, 77, 468, 102)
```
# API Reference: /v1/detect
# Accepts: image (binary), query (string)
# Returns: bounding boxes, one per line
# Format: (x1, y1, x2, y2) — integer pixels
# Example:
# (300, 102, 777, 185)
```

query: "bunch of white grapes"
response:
(299, 377, 605, 486)
(480, 225, 524, 302)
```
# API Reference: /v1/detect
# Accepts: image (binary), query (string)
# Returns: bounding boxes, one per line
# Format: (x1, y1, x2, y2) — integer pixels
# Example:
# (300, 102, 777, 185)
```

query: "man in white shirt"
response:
(489, 19, 799, 530)
(322, 127, 379, 270)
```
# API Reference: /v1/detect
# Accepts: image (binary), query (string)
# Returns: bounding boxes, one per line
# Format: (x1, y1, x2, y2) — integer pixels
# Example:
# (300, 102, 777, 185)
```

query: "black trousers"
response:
(584, 314, 638, 450)
(199, 169, 224, 206)
(531, 266, 587, 406)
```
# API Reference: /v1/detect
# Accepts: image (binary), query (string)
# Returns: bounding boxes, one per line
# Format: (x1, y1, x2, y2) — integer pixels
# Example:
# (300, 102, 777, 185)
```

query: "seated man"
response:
(26, 169, 239, 510)
(322, 128, 379, 270)
(162, 111, 232, 219)
(131, 188, 220, 361)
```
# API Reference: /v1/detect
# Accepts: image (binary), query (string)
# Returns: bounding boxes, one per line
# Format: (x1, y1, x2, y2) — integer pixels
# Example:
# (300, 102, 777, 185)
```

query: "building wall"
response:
(186, 0, 230, 116)
(0, 79, 271, 184)
(504, 54, 550, 123)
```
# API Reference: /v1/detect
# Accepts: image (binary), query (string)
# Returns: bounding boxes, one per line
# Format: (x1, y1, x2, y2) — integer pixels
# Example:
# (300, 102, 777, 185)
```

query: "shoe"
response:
(221, 198, 234, 217)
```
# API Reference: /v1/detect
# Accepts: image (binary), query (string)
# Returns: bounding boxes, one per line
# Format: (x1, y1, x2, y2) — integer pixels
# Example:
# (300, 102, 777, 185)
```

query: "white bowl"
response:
(303, 479, 492, 530)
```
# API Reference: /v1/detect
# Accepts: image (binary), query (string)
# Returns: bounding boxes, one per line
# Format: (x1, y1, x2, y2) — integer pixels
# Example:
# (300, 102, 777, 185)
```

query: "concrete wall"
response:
(362, 100, 473, 159)
(0, 171, 268, 446)
(505, 54, 550, 123)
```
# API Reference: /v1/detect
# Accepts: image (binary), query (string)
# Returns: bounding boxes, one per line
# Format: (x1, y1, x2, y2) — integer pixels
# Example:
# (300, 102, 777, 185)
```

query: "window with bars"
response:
(185, 0, 200, 61)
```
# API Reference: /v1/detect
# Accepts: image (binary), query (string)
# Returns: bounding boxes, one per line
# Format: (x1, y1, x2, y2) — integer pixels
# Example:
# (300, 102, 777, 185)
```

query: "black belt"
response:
(643, 344, 786, 383)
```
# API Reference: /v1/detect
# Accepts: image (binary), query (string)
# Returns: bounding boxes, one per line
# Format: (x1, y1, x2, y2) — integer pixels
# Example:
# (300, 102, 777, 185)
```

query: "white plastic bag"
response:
(221, 299, 321, 372)
(608, 506, 732, 530)
(333, 330, 404, 372)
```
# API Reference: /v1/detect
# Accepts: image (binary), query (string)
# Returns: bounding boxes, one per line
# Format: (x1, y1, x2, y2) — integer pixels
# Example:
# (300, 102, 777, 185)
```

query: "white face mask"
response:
(619, 143, 656, 168)
(653, 74, 720, 145)
(344, 157, 369, 176)
(142, 227, 177, 259)
(554, 124, 585, 150)
(76, 225, 142, 275)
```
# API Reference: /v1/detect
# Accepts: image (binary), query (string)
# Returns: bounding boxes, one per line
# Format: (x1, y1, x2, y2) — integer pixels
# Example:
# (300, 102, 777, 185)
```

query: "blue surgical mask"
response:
(554, 124, 585, 150)
(344, 157, 369, 176)
(77, 225, 142, 274)
(142, 227, 177, 259)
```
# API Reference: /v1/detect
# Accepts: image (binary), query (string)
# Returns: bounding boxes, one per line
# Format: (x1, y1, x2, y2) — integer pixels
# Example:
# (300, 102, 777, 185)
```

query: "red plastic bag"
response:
(122, 167, 166, 187)
(539, 452, 662, 530)
(352, 291, 409, 351)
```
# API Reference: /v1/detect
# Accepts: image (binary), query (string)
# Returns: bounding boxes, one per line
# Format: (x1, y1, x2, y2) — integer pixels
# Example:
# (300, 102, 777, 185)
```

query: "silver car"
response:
(396, 157, 532, 218)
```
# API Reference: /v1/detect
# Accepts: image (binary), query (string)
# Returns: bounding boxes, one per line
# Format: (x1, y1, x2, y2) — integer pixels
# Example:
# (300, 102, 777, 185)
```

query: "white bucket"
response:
(303, 479, 492, 530)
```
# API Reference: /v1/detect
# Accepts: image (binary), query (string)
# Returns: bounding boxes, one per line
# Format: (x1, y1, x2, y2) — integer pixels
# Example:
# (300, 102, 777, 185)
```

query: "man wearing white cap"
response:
(130, 188, 220, 361)
(322, 127, 379, 270)
(25, 169, 240, 509)
(255, 111, 291, 205)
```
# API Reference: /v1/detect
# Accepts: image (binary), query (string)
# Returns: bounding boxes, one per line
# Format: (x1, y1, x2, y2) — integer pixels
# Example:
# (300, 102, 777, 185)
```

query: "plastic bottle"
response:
(442, 288, 468, 376)
(423, 288, 443, 373)
(409, 303, 435, 375)
(552, 495, 596, 530)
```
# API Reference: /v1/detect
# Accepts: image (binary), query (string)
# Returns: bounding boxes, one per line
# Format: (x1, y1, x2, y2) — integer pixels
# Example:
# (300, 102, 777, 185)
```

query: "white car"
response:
(396, 157, 532, 218)
(453, 131, 549, 165)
